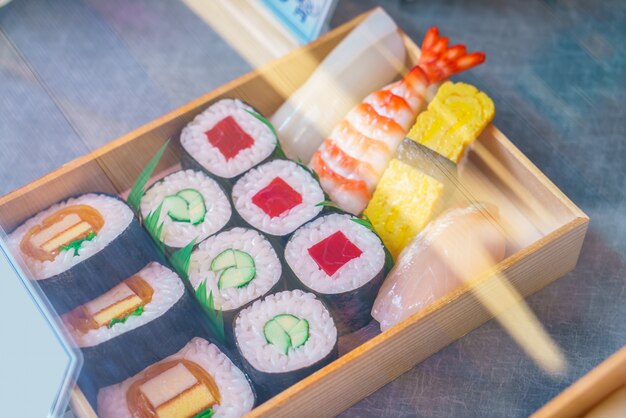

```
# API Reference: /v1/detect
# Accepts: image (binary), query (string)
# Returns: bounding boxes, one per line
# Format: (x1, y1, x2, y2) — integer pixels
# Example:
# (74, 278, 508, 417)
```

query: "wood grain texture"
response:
(0, 8, 588, 418)
(532, 345, 626, 418)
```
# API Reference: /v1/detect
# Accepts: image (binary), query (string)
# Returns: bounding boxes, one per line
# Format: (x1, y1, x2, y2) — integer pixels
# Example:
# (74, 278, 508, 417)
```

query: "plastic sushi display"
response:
(6, 14, 517, 417)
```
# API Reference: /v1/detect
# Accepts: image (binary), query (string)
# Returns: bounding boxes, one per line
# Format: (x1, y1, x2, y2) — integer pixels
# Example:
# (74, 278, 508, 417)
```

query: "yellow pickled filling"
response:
(91, 295, 143, 328)
(30, 214, 82, 247)
(40, 221, 92, 252)
(155, 385, 215, 418)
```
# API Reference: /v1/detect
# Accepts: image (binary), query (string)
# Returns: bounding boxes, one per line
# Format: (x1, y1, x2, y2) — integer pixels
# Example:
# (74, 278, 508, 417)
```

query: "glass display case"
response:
(0, 1, 622, 417)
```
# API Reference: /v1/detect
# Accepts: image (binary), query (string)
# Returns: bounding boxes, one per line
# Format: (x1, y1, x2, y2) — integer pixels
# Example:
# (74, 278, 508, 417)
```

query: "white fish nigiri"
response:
(372, 203, 506, 331)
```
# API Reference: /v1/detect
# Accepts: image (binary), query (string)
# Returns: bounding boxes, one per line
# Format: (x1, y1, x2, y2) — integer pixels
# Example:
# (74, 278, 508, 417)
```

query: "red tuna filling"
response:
(308, 231, 363, 276)
(205, 116, 254, 160)
(252, 177, 302, 218)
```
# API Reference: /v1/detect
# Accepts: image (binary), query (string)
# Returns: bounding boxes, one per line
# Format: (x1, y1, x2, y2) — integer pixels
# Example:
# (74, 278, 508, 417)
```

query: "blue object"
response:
(0, 234, 82, 418)
(261, 0, 338, 44)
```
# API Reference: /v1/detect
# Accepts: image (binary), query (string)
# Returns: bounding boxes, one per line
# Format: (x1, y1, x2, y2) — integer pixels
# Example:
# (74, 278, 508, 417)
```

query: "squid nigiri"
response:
(310, 27, 486, 215)
(371, 204, 506, 331)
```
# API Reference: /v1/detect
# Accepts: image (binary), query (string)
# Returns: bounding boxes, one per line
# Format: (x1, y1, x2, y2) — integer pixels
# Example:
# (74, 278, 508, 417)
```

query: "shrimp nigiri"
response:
(371, 204, 507, 331)
(310, 27, 486, 214)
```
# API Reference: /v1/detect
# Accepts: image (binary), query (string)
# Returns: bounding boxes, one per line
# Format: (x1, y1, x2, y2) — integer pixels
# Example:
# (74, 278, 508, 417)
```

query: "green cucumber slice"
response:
(264, 319, 291, 355)
(274, 314, 300, 332)
(177, 188, 206, 225)
(289, 319, 309, 349)
(233, 249, 255, 268)
(210, 249, 236, 271)
(218, 266, 256, 289)
(164, 195, 190, 222)
(265, 315, 310, 354)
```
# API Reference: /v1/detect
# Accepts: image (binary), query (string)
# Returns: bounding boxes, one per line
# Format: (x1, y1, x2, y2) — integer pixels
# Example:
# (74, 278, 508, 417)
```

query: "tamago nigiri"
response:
(310, 27, 486, 214)
(365, 81, 495, 257)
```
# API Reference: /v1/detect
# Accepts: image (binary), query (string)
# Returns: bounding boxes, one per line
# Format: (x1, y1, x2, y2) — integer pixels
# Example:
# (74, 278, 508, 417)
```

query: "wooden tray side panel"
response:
(250, 219, 588, 417)
(0, 161, 119, 231)
(532, 345, 626, 418)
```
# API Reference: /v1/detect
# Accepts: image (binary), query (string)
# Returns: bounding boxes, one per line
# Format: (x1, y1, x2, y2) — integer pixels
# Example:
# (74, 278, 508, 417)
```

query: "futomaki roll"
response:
(98, 337, 255, 418)
(62, 262, 205, 395)
(140, 170, 232, 249)
(181, 98, 279, 181)
(285, 214, 387, 334)
(188, 227, 283, 343)
(234, 290, 338, 400)
(232, 159, 324, 237)
(8, 194, 163, 313)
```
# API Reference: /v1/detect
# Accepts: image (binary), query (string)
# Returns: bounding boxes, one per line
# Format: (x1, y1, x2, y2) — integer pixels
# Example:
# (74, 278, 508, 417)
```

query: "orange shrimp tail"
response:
(412, 27, 486, 84)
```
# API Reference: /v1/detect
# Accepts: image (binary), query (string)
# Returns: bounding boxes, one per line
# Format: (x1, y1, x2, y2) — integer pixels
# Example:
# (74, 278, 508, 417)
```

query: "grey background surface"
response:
(1, 0, 624, 417)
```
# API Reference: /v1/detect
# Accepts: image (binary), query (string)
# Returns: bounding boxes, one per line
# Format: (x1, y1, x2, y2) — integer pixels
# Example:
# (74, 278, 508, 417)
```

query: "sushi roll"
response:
(232, 159, 324, 237)
(8, 193, 163, 313)
(181, 98, 279, 181)
(234, 290, 338, 400)
(98, 337, 255, 418)
(140, 169, 232, 249)
(188, 227, 284, 343)
(285, 213, 387, 334)
(62, 262, 209, 395)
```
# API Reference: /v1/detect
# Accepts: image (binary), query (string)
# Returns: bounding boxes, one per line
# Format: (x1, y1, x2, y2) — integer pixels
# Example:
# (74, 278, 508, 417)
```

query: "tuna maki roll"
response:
(98, 337, 255, 418)
(140, 170, 232, 249)
(285, 214, 387, 334)
(234, 290, 338, 400)
(181, 98, 279, 180)
(8, 193, 163, 313)
(188, 227, 283, 343)
(232, 159, 324, 237)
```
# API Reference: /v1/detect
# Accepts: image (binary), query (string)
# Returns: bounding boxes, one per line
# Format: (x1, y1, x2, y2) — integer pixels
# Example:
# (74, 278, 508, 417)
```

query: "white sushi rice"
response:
(97, 337, 254, 418)
(235, 290, 337, 373)
(232, 159, 324, 236)
(61, 262, 184, 348)
(285, 214, 385, 294)
(181, 98, 277, 178)
(188, 228, 281, 311)
(140, 170, 231, 248)
(8, 194, 133, 280)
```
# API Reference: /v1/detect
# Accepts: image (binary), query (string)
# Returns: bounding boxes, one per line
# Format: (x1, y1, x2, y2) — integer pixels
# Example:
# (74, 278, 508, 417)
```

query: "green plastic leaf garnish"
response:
(351, 216, 394, 272)
(315, 200, 340, 209)
(195, 279, 225, 343)
(194, 407, 214, 418)
(108, 305, 144, 328)
(127, 139, 170, 213)
(59, 231, 96, 256)
(243, 108, 286, 159)
(170, 238, 197, 281)
(144, 202, 165, 253)
(294, 159, 321, 183)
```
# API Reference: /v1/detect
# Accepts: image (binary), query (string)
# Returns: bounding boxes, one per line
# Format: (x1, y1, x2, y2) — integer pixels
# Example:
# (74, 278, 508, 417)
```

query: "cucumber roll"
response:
(188, 227, 284, 344)
(181, 98, 279, 182)
(8, 194, 163, 313)
(232, 159, 324, 237)
(140, 170, 232, 249)
(234, 290, 338, 401)
(97, 337, 255, 418)
(285, 214, 387, 334)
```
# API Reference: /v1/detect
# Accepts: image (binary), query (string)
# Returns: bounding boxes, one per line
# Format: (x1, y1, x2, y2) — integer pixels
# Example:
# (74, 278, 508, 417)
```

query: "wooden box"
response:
(533, 345, 626, 417)
(0, 9, 588, 418)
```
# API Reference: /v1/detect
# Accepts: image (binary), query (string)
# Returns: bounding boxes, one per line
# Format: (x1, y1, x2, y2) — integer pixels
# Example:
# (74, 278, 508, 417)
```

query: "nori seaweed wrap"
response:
(7, 193, 164, 314)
